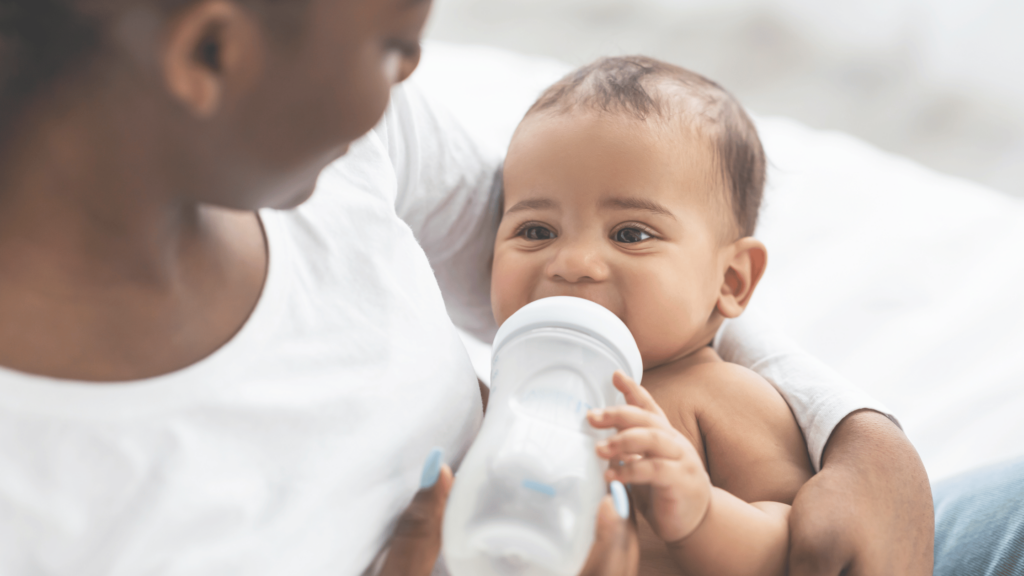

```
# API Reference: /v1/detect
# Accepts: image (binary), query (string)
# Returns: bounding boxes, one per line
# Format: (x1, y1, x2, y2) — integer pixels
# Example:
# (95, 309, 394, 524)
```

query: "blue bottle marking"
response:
(522, 479, 557, 496)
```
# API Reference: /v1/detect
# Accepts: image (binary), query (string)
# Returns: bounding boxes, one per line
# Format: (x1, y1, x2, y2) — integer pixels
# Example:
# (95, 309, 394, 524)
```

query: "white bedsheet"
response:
(415, 42, 1024, 482)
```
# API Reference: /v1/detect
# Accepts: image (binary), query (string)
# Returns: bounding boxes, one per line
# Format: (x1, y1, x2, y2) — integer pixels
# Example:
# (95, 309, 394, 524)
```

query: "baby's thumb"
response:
(380, 449, 454, 576)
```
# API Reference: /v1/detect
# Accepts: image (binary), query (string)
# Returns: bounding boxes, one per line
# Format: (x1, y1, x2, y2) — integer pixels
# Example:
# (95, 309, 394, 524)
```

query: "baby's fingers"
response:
(605, 456, 705, 488)
(588, 404, 668, 432)
(612, 371, 666, 418)
(597, 427, 688, 461)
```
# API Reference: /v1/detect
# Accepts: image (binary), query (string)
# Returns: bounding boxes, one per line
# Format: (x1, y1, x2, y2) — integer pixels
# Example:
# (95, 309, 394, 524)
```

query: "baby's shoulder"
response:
(644, 347, 779, 415)
(689, 355, 783, 409)
(644, 348, 814, 503)
(683, 352, 814, 502)
(663, 352, 791, 435)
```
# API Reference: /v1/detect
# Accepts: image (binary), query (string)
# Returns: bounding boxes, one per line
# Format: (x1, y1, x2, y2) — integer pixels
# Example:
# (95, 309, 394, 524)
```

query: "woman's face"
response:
(168, 0, 433, 210)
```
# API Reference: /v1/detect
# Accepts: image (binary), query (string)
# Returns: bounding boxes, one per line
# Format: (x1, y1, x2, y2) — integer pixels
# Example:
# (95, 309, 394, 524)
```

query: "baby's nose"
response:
(547, 242, 609, 283)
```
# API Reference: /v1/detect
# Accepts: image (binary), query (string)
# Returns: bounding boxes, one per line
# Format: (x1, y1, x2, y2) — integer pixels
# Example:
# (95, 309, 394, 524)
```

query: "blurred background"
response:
(425, 0, 1024, 198)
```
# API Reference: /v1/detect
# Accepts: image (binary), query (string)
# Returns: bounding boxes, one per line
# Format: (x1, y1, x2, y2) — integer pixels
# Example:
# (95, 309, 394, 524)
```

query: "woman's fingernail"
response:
(610, 480, 629, 519)
(420, 448, 444, 489)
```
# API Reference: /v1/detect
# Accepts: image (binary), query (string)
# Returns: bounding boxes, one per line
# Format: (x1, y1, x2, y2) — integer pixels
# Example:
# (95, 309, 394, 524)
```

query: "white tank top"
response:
(0, 82, 492, 575)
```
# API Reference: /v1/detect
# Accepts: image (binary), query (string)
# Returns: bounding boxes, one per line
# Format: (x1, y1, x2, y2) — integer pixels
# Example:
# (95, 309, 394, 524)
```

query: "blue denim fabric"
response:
(934, 457, 1024, 576)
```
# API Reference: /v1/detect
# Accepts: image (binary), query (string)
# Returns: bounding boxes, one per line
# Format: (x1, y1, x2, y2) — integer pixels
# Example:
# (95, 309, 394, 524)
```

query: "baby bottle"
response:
(443, 296, 643, 576)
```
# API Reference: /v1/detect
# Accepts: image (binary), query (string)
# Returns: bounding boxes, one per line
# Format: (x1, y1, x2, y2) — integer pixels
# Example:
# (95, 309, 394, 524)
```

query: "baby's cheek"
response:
(627, 297, 705, 368)
(490, 252, 533, 326)
(625, 310, 670, 366)
(633, 327, 680, 369)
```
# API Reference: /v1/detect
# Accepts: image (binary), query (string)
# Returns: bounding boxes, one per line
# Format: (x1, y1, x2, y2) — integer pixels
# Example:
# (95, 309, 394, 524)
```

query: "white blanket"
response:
(415, 42, 1024, 482)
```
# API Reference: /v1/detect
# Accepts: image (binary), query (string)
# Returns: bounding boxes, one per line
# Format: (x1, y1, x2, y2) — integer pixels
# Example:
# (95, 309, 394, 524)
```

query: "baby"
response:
(490, 56, 814, 576)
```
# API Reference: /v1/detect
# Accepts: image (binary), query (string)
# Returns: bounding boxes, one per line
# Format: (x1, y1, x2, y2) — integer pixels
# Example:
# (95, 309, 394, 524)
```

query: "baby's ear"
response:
(716, 237, 768, 319)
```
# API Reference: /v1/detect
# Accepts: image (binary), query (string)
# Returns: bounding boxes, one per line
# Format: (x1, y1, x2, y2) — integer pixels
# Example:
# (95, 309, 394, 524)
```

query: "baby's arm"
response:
(673, 361, 814, 575)
(588, 370, 812, 576)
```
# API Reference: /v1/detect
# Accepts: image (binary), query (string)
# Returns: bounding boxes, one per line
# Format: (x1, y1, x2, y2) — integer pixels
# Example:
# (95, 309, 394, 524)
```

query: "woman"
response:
(0, 0, 934, 574)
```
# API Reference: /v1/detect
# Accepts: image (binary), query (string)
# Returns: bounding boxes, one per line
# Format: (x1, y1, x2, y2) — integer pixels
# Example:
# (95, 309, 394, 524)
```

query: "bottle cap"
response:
(492, 296, 644, 383)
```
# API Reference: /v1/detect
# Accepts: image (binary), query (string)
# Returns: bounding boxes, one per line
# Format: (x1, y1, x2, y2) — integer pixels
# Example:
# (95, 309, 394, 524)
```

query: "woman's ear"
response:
(162, 0, 263, 118)
(716, 237, 768, 319)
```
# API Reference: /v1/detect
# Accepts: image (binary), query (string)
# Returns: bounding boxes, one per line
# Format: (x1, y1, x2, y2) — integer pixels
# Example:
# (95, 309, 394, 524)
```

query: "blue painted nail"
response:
(610, 480, 629, 519)
(420, 448, 444, 490)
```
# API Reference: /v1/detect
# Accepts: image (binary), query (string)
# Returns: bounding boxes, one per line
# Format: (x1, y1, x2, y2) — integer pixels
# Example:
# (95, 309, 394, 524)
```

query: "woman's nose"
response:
(546, 239, 609, 284)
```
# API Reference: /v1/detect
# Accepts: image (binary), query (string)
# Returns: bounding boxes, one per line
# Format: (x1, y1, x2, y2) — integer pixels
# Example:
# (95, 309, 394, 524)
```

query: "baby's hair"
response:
(527, 56, 765, 238)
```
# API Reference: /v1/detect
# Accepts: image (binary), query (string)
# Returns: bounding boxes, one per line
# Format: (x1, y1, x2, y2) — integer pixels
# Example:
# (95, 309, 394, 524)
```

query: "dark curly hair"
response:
(527, 56, 766, 238)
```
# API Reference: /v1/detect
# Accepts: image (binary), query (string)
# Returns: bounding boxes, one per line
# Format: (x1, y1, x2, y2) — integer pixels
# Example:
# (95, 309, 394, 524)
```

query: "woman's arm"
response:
(378, 455, 639, 576)
(788, 411, 934, 576)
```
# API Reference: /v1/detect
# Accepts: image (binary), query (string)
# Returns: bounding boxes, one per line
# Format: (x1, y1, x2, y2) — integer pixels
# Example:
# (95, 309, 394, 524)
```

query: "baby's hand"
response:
(587, 371, 711, 544)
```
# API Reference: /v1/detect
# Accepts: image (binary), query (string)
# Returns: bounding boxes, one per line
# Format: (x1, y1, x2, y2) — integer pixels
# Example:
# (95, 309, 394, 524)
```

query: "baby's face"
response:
(493, 111, 733, 369)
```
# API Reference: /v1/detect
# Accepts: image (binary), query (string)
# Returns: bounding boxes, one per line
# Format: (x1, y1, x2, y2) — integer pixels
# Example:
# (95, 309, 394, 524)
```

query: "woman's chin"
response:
(274, 142, 354, 209)
(271, 182, 319, 210)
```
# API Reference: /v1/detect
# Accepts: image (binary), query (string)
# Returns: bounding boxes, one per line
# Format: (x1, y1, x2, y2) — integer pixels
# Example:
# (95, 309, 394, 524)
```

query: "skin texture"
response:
(788, 410, 934, 576)
(591, 369, 812, 576)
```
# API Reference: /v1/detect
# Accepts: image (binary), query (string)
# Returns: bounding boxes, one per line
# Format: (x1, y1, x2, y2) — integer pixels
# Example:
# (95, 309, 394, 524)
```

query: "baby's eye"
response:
(522, 226, 556, 241)
(614, 227, 652, 244)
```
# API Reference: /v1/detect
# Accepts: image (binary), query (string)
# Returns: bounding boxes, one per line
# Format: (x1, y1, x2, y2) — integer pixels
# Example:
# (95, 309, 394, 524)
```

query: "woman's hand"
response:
(587, 371, 712, 544)
(787, 410, 934, 576)
(579, 486, 640, 576)
(380, 449, 454, 576)
(380, 449, 639, 576)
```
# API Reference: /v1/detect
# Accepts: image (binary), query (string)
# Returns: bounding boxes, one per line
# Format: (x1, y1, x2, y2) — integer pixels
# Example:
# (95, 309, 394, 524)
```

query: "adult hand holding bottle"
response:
(380, 452, 637, 576)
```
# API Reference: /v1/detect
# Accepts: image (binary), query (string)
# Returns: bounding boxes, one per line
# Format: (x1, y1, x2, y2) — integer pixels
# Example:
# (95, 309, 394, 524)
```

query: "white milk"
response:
(443, 297, 643, 576)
